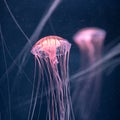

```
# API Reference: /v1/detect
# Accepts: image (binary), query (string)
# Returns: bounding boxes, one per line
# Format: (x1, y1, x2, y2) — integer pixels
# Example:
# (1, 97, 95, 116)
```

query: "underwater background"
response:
(1, 0, 120, 120)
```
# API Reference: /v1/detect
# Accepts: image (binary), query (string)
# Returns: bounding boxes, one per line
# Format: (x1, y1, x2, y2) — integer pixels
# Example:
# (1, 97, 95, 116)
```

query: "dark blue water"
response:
(1, 0, 120, 120)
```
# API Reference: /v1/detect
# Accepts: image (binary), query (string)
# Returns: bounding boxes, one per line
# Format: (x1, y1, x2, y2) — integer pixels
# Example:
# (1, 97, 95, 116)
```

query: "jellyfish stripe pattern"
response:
(30, 36, 73, 120)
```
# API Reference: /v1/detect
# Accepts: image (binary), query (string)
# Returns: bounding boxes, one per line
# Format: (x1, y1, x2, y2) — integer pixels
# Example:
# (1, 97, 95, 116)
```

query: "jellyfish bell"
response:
(31, 35, 71, 64)
(74, 27, 106, 42)
(73, 27, 106, 49)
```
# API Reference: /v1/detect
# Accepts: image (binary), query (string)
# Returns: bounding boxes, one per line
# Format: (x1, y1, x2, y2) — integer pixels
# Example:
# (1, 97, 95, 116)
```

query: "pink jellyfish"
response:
(74, 27, 106, 64)
(29, 36, 74, 120)
(72, 27, 106, 120)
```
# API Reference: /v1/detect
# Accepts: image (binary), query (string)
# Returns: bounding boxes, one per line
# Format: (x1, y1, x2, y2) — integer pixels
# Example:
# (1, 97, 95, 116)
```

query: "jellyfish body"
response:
(72, 28, 106, 120)
(74, 27, 106, 63)
(31, 36, 62, 64)
(29, 36, 74, 120)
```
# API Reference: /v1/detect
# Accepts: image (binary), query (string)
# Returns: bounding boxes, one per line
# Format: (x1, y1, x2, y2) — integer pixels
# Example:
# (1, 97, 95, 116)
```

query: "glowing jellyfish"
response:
(74, 27, 106, 64)
(72, 27, 106, 120)
(29, 36, 74, 120)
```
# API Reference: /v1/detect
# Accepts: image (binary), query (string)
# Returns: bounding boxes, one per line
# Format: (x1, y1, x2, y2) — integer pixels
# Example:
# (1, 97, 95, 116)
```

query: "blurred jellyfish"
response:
(72, 27, 106, 120)
(29, 36, 74, 120)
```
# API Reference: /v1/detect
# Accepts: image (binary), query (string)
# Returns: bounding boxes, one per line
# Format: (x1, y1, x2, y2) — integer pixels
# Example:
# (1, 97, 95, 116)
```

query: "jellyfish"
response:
(74, 27, 106, 64)
(72, 27, 106, 120)
(29, 36, 74, 120)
